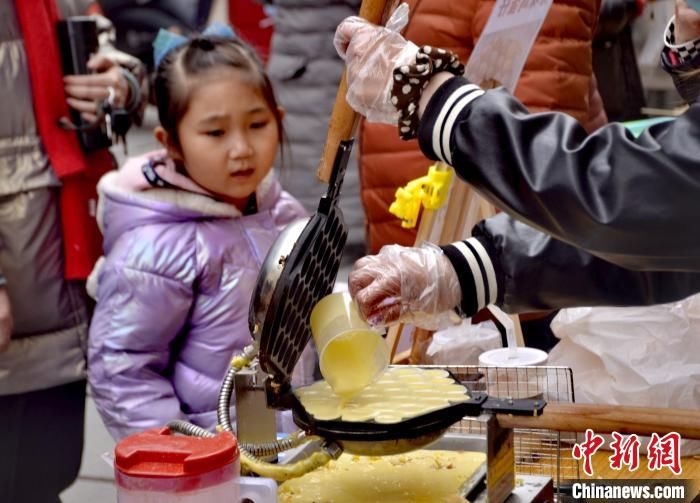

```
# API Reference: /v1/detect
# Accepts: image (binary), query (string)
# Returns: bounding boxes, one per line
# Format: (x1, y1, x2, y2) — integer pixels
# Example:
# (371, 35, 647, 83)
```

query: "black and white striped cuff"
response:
(441, 237, 497, 316)
(418, 76, 484, 165)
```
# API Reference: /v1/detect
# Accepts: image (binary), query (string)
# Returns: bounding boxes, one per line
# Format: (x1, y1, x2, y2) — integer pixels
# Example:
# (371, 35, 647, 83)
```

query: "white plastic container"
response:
(115, 427, 240, 502)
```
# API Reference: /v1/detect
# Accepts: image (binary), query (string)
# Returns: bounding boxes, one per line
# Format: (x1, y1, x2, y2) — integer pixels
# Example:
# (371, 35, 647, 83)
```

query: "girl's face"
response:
(168, 68, 281, 210)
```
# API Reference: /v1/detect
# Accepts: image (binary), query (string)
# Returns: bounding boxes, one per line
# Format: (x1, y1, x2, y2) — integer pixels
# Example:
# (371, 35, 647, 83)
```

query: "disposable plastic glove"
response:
(334, 3, 419, 124)
(348, 243, 462, 330)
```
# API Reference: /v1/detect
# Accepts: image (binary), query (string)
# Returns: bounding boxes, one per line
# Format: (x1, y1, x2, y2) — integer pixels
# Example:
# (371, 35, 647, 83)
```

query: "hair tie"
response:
(191, 37, 215, 51)
(153, 22, 238, 68)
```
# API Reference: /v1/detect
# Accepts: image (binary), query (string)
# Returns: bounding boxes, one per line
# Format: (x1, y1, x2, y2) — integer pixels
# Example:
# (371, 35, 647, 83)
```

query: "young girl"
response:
(87, 26, 307, 440)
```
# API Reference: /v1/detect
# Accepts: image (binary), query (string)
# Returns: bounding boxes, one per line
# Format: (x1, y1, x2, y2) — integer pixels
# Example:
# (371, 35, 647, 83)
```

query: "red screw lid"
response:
(115, 427, 239, 478)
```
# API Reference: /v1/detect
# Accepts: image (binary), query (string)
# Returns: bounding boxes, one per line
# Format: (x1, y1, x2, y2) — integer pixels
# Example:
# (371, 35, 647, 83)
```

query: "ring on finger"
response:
(106, 86, 115, 106)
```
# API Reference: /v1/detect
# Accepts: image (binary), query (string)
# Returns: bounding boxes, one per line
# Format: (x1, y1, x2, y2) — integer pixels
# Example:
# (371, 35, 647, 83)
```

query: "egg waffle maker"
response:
(244, 139, 545, 461)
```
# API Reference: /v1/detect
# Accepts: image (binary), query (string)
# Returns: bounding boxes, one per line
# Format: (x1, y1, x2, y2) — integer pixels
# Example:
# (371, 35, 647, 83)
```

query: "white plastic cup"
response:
(478, 347, 548, 399)
(310, 292, 389, 399)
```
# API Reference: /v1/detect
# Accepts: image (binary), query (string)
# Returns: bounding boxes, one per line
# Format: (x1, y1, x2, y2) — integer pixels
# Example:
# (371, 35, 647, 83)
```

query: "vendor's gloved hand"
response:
(349, 243, 462, 330)
(334, 3, 418, 124)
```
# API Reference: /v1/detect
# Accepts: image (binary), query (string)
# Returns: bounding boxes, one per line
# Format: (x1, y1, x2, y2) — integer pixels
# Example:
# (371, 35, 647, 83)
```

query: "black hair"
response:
(154, 34, 285, 158)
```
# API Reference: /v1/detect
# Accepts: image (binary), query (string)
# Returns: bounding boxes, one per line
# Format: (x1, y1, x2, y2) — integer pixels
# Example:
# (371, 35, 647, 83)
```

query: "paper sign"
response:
(464, 0, 553, 92)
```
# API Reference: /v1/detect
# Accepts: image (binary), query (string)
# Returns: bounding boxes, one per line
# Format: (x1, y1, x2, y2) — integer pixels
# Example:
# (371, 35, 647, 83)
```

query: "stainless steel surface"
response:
(248, 217, 309, 344)
(234, 364, 278, 452)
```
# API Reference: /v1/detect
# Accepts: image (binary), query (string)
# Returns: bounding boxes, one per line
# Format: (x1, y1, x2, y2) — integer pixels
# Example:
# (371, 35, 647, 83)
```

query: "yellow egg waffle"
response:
(295, 366, 470, 424)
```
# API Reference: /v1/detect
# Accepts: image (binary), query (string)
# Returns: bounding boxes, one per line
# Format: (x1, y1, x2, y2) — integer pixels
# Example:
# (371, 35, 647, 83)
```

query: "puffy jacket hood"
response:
(97, 150, 282, 253)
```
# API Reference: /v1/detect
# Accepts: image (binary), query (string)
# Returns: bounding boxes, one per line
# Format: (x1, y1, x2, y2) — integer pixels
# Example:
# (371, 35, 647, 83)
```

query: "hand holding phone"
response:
(63, 54, 129, 123)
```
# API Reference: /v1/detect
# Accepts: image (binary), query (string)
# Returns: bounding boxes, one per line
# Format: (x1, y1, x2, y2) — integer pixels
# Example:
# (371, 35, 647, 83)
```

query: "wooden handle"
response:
(317, 0, 394, 182)
(496, 402, 700, 440)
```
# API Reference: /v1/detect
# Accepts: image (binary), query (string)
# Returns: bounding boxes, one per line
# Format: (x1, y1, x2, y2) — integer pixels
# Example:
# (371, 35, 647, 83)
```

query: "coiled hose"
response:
(240, 430, 309, 458)
(168, 419, 214, 438)
(167, 345, 338, 481)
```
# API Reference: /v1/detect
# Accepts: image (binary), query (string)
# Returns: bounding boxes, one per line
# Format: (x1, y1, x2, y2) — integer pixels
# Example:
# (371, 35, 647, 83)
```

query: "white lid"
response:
(478, 347, 548, 367)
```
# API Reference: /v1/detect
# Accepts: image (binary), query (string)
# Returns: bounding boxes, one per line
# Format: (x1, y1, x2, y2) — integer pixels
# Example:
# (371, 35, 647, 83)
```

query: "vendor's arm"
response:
(412, 0, 700, 273)
(88, 251, 194, 441)
(463, 213, 700, 313)
(417, 76, 700, 272)
(336, 8, 700, 272)
(351, 213, 700, 326)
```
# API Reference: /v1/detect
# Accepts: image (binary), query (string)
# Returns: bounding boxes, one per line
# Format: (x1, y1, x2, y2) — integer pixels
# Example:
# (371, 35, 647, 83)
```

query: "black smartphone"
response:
(57, 16, 112, 151)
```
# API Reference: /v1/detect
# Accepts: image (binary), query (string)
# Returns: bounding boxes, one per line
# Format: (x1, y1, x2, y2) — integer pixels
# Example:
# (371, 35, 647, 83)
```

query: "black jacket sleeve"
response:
(418, 77, 700, 272)
(451, 213, 700, 314)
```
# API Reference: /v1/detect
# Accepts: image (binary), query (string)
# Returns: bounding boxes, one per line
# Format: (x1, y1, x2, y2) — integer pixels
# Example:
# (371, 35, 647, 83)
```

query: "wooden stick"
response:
(426, 169, 456, 244)
(386, 323, 403, 362)
(454, 189, 525, 346)
(497, 402, 700, 440)
(406, 164, 461, 361)
(317, 0, 394, 182)
(409, 328, 434, 363)
(439, 180, 469, 244)
(415, 206, 437, 244)
(393, 348, 411, 364)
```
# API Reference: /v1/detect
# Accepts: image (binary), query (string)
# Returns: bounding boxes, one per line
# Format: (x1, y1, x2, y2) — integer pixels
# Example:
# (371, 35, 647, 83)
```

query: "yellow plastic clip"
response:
(389, 184, 423, 228)
(422, 165, 452, 210)
(389, 165, 453, 228)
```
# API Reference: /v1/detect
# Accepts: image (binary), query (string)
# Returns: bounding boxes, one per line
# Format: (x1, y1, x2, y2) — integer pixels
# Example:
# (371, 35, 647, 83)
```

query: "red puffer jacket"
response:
(360, 0, 605, 253)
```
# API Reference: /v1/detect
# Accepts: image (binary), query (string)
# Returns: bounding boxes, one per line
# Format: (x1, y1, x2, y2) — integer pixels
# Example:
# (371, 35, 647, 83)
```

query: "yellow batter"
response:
(278, 449, 485, 503)
(295, 367, 470, 423)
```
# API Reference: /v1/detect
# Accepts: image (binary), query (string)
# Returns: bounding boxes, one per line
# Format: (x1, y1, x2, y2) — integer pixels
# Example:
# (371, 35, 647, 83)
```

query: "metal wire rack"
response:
(425, 364, 580, 492)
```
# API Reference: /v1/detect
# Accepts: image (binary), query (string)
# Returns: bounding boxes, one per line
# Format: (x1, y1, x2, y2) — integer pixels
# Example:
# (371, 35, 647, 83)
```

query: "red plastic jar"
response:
(115, 427, 240, 502)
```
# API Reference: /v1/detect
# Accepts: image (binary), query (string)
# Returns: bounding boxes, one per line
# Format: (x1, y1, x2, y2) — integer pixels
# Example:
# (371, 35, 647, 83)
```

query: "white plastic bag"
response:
(548, 295, 700, 454)
(424, 319, 502, 365)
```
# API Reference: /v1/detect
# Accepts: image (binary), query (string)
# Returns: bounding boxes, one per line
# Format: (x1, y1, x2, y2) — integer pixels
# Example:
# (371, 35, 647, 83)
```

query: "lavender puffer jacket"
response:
(88, 152, 307, 440)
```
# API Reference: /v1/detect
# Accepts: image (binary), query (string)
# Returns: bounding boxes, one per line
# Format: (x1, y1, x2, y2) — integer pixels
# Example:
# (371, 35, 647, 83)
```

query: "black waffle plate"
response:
(289, 369, 488, 442)
(291, 391, 488, 442)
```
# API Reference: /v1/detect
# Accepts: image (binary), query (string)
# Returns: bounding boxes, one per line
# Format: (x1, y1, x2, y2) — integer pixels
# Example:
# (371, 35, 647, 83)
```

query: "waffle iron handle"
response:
(496, 402, 700, 440)
(317, 0, 395, 183)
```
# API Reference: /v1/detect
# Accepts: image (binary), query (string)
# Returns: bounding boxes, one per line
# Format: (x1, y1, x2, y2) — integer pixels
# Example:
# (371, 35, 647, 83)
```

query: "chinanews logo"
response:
(572, 429, 683, 476)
